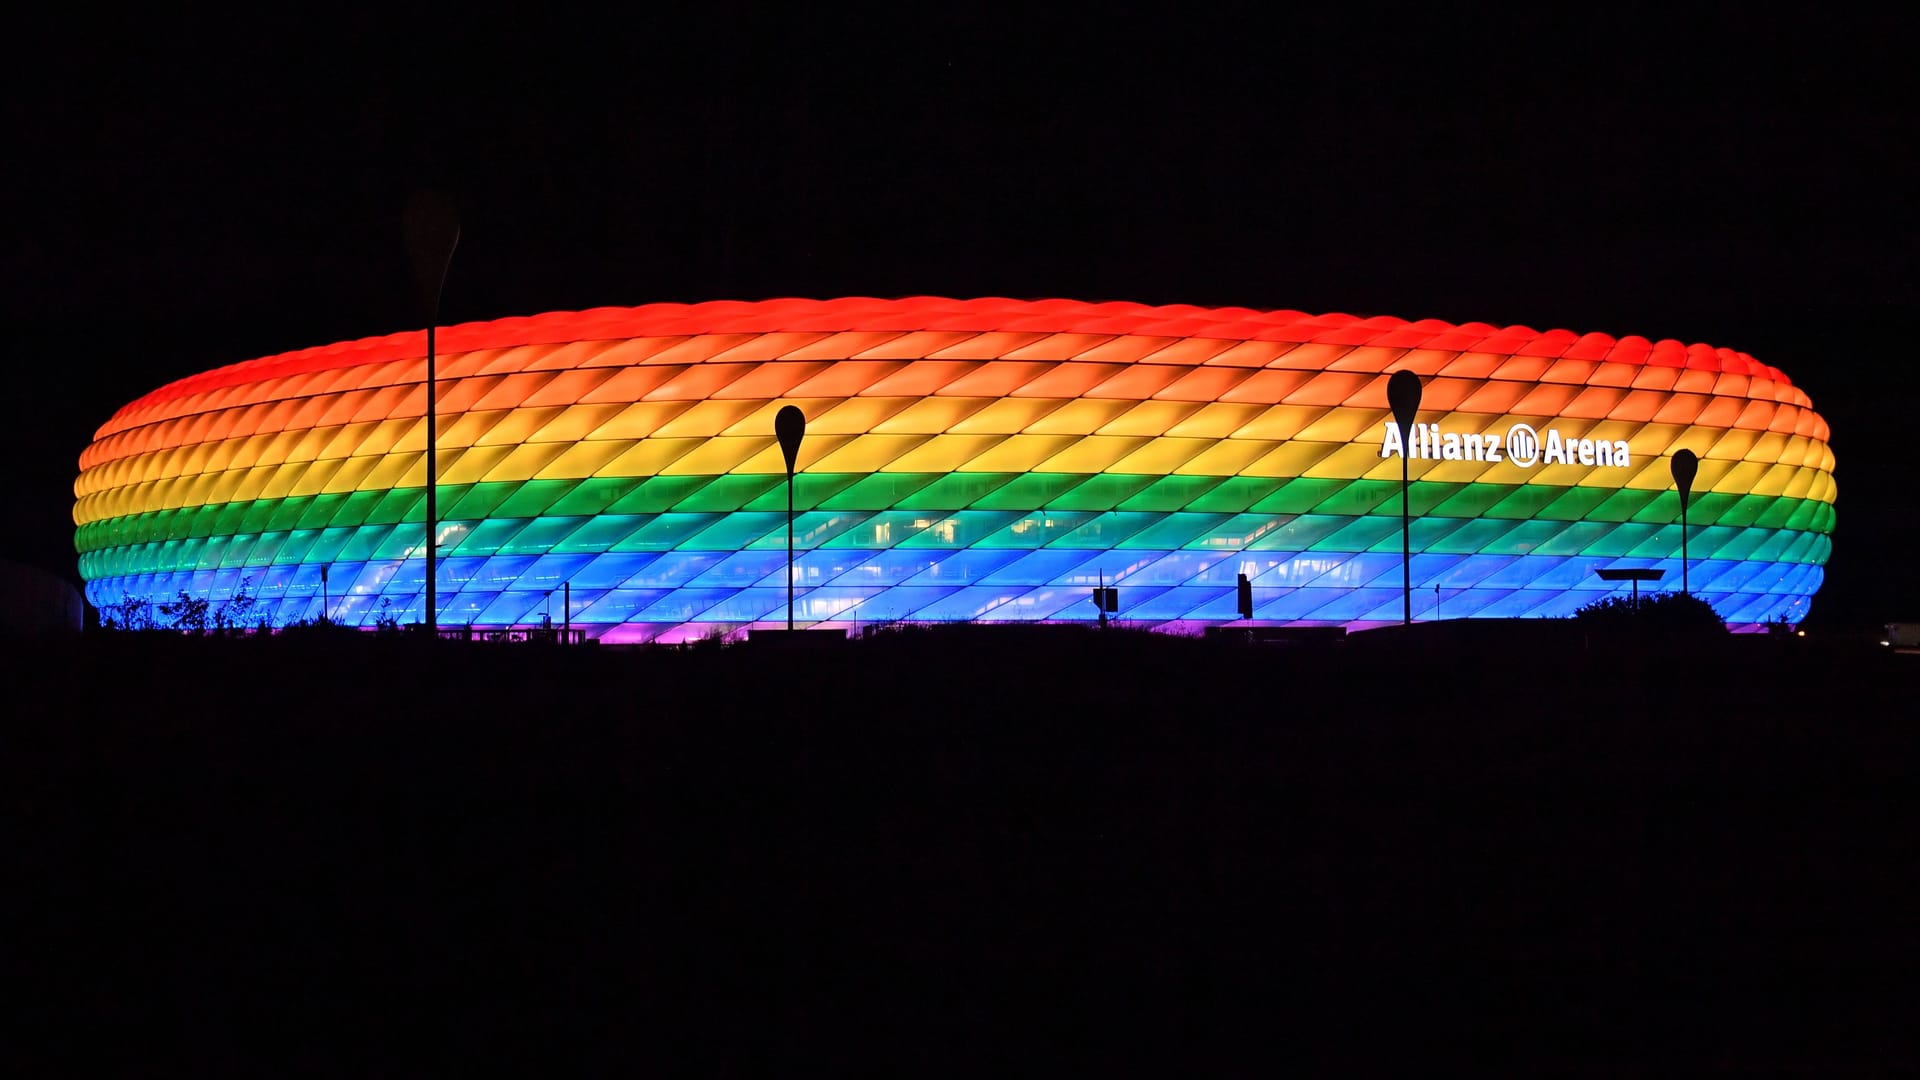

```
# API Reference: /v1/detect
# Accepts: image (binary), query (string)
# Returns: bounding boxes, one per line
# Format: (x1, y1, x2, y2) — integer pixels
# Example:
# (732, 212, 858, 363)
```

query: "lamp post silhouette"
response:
(775, 405, 806, 631)
(1670, 448, 1699, 597)
(405, 192, 460, 636)
(1595, 567, 1664, 609)
(1386, 369, 1423, 626)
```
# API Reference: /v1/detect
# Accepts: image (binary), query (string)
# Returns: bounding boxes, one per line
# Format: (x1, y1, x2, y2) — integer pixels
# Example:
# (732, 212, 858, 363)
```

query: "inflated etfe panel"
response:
(75, 297, 1834, 639)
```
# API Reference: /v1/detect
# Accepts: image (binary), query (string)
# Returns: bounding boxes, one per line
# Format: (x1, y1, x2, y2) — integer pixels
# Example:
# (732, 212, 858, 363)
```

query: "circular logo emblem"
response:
(1506, 424, 1541, 467)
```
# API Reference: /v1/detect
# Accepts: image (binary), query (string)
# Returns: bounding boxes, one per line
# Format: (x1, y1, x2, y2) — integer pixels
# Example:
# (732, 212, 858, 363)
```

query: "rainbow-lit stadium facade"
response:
(75, 297, 1835, 639)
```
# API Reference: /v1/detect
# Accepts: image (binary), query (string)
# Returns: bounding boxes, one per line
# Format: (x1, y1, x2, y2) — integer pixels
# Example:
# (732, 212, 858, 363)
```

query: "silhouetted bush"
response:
(98, 594, 158, 632)
(97, 578, 278, 636)
(158, 590, 210, 634)
(211, 577, 259, 634)
(275, 615, 361, 641)
(1571, 590, 1727, 634)
(372, 597, 402, 634)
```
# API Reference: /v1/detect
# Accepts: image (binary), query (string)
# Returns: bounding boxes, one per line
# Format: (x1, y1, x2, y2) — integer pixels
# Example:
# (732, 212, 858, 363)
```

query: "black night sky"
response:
(5, 7, 1915, 628)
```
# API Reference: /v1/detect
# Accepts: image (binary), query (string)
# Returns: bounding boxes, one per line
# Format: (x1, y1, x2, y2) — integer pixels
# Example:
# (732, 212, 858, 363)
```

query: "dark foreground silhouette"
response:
(7, 625, 1915, 1070)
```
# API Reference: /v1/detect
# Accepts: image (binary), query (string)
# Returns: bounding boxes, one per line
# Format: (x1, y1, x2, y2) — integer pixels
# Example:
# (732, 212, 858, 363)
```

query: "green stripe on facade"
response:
(77, 470, 1836, 557)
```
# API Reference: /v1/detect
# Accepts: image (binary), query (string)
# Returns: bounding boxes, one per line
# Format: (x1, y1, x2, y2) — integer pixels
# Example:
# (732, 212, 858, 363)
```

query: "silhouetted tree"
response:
(101, 594, 157, 632)
(159, 590, 210, 634)
(213, 577, 258, 635)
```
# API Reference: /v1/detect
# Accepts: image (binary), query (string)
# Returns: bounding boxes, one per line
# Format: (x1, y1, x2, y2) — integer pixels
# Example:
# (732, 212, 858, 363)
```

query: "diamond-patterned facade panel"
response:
(75, 298, 1835, 639)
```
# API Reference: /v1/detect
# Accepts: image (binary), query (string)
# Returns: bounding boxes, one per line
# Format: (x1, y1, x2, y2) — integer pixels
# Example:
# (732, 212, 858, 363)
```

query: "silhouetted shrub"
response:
(372, 597, 402, 634)
(277, 616, 360, 641)
(213, 577, 259, 634)
(103, 579, 270, 636)
(99, 594, 158, 632)
(159, 590, 210, 634)
(1571, 590, 1727, 634)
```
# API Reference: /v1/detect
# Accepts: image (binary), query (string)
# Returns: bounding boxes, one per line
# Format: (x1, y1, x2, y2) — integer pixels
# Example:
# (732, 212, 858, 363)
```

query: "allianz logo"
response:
(1379, 422, 1632, 469)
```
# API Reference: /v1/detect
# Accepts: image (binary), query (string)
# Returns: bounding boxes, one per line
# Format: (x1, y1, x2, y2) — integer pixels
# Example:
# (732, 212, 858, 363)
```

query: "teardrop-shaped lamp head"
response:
(1387, 369, 1423, 442)
(1670, 448, 1699, 506)
(775, 405, 806, 475)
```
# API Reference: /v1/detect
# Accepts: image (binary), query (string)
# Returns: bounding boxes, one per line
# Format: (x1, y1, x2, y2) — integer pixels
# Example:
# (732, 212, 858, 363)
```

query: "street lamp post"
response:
(775, 405, 807, 631)
(1670, 448, 1699, 598)
(404, 193, 460, 637)
(1386, 370, 1423, 626)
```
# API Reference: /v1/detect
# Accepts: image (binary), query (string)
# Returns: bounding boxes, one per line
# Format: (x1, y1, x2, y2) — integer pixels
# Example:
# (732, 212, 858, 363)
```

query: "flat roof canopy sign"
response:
(1594, 567, 1667, 606)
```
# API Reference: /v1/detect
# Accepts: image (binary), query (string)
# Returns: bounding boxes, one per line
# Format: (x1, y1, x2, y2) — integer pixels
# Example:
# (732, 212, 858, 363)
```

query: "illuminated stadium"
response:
(74, 297, 1835, 640)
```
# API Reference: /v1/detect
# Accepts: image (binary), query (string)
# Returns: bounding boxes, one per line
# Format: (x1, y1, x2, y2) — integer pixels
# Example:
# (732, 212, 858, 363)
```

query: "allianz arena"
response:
(74, 297, 1835, 640)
